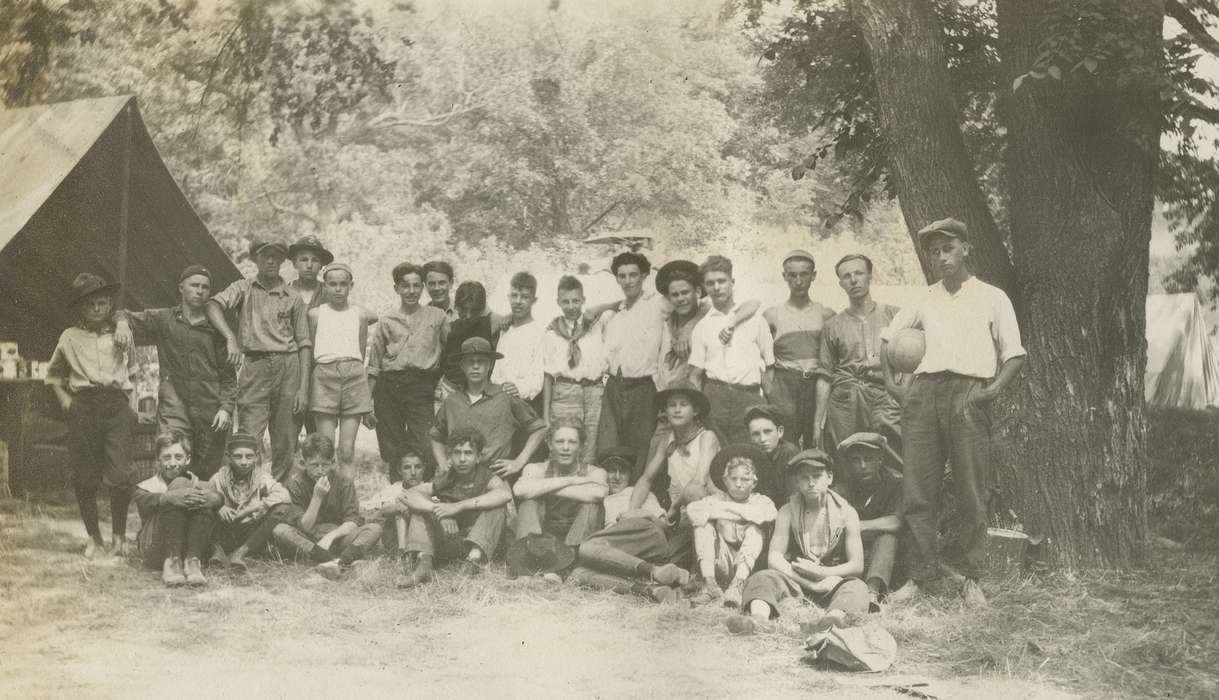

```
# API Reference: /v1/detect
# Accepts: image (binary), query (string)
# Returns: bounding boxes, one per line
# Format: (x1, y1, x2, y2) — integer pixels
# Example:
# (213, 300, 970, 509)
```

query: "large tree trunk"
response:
(850, 0, 1157, 568)
(994, 0, 1160, 567)
(848, 0, 1016, 293)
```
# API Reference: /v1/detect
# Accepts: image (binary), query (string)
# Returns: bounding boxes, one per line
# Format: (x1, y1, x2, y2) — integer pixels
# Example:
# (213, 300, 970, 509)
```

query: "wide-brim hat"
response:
(710, 443, 771, 482)
(654, 379, 710, 419)
(655, 259, 702, 296)
(68, 273, 120, 308)
(451, 336, 503, 361)
(288, 235, 334, 265)
(506, 533, 576, 577)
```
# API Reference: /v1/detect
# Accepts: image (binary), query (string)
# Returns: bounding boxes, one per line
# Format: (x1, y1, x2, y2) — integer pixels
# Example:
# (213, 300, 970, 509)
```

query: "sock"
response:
(339, 545, 365, 566)
(634, 562, 655, 579)
(309, 544, 336, 563)
(109, 486, 131, 538)
(78, 494, 102, 542)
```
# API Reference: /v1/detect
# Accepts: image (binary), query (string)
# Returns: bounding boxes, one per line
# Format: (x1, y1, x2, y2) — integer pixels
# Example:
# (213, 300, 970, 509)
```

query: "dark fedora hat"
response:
(506, 533, 576, 577)
(655, 259, 703, 296)
(654, 379, 711, 419)
(451, 336, 503, 361)
(710, 443, 770, 481)
(288, 235, 334, 265)
(68, 272, 120, 308)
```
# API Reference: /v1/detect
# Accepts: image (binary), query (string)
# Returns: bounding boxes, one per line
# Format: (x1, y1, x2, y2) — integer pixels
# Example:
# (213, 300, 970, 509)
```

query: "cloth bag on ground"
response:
(802, 625, 897, 672)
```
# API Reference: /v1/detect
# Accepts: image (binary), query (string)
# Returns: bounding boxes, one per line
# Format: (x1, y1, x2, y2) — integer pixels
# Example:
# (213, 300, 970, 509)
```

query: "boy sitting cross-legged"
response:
(207, 431, 292, 573)
(360, 448, 430, 573)
(272, 434, 384, 580)
(687, 444, 778, 607)
(399, 428, 512, 588)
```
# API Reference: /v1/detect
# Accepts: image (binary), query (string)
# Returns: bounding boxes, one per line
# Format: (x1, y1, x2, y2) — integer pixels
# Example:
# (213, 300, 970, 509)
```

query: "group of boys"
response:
(50, 215, 1024, 621)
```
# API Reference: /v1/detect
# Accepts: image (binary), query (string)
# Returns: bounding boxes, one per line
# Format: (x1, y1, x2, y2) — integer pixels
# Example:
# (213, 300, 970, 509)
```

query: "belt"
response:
(73, 385, 127, 397)
(775, 365, 821, 380)
(555, 375, 603, 387)
(917, 371, 983, 381)
(705, 377, 761, 393)
(243, 350, 291, 360)
(608, 373, 653, 387)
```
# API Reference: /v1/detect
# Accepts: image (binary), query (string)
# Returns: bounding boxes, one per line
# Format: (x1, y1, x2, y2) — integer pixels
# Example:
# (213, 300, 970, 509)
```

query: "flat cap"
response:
(782, 249, 816, 266)
(227, 431, 259, 452)
(837, 431, 888, 453)
(248, 240, 289, 259)
(178, 265, 212, 284)
(917, 217, 968, 244)
(786, 448, 832, 473)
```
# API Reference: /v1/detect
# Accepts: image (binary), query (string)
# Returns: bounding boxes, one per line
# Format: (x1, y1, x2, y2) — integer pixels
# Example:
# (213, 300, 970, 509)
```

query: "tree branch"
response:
(579, 201, 624, 234)
(263, 191, 319, 229)
(1166, 0, 1219, 58)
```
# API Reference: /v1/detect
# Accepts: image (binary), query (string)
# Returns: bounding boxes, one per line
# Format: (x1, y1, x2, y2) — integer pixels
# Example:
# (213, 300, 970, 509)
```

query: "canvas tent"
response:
(0, 95, 240, 359)
(1146, 293, 1219, 409)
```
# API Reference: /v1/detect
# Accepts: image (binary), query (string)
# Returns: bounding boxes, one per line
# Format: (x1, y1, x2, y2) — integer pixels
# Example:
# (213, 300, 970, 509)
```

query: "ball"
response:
(887, 328, 925, 374)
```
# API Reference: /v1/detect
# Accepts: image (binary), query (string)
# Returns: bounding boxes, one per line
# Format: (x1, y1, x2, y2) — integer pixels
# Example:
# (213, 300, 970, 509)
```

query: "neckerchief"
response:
(548, 315, 592, 369)
(665, 425, 706, 459)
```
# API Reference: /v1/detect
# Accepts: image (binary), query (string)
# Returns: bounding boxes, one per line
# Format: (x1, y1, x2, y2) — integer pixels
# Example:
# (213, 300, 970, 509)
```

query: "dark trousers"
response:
(597, 376, 657, 476)
(213, 511, 283, 556)
(138, 505, 216, 568)
(237, 352, 301, 483)
(826, 377, 902, 456)
(404, 506, 507, 563)
(515, 499, 604, 547)
(703, 378, 763, 446)
(159, 399, 228, 481)
(770, 369, 820, 448)
(741, 571, 870, 619)
(65, 389, 135, 541)
(901, 373, 991, 581)
(373, 369, 438, 472)
(569, 517, 693, 592)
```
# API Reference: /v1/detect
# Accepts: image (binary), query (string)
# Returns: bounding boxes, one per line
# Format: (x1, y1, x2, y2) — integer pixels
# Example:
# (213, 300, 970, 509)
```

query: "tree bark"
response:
(848, 0, 1016, 294)
(994, 0, 1159, 568)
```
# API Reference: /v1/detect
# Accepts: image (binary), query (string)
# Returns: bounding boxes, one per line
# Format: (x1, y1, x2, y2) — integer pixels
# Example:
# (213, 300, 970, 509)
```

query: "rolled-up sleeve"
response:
(366, 323, 387, 377)
(211, 279, 247, 312)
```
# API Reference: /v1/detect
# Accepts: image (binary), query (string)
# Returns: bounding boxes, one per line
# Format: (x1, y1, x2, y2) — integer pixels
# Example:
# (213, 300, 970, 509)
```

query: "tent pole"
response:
(117, 100, 133, 308)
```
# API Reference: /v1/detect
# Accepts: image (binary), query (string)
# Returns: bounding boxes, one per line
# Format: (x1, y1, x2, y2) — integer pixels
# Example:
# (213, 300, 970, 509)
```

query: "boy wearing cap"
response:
(273, 434, 383, 579)
(687, 444, 777, 607)
(367, 263, 450, 477)
(430, 336, 547, 480)
(207, 431, 291, 572)
(422, 260, 456, 320)
(287, 235, 333, 310)
(307, 262, 378, 480)
(881, 217, 1025, 608)
(47, 272, 137, 559)
(600, 448, 665, 526)
(114, 264, 235, 479)
(818, 254, 902, 454)
(435, 281, 506, 408)
(207, 240, 312, 482)
(836, 432, 903, 609)
(689, 255, 776, 446)
(736, 450, 869, 629)
(764, 250, 836, 449)
(542, 276, 606, 465)
(744, 405, 800, 503)
(514, 418, 608, 549)
(400, 428, 513, 586)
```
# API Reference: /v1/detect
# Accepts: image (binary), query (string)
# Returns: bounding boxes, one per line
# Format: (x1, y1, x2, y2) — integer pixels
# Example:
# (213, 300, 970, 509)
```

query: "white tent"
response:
(1145, 293, 1219, 409)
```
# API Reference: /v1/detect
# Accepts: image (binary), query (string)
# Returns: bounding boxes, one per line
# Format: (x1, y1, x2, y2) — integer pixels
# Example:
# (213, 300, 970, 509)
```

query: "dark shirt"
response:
(768, 440, 801, 504)
(432, 464, 495, 503)
(838, 467, 903, 522)
(284, 471, 361, 526)
(430, 384, 546, 464)
(118, 306, 238, 417)
(441, 315, 499, 387)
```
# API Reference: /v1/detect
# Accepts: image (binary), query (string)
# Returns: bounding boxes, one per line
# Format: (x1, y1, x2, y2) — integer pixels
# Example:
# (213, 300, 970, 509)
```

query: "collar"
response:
(76, 319, 116, 334)
(705, 301, 738, 318)
(461, 383, 503, 404)
(252, 275, 289, 295)
(618, 289, 655, 312)
(174, 305, 215, 329)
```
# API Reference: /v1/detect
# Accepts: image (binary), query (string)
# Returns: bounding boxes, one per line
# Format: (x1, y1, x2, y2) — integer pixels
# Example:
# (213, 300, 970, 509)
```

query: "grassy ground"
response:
(1, 469, 1216, 699)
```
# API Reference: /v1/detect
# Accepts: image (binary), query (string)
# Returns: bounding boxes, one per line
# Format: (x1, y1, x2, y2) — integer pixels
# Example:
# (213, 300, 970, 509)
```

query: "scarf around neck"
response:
(548, 315, 592, 369)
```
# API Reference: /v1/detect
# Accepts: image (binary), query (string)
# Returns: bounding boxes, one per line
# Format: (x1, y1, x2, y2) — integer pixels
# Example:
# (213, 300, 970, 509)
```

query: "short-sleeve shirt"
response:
(46, 325, 134, 392)
(491, 318, 547, 400)
(284, 471, 361, 526)
(367, 305, 450, 377)
(543, 316, 607, 382)
(211, 276, 311, 353)
(602, 290, 669, 379)
(881, 277, 1026, 379)
(440, 315, 499, 387)
(820, 302, 900, 388)
(689, 303, 774, 386)
(766, 301, 836, 374)
(429, 384, 547, 464)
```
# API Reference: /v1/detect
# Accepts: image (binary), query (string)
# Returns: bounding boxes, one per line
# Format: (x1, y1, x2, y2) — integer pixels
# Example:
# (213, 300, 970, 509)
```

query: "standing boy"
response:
(207, 431, 292, 572)
(543, 276, 606, 465)
(367, 263, 450, 475)
(287, 235, 333, 310)
(47, 273, 136, 559)
(491, 271, 547, 413)
(399, 428, 513, 586)
(689, 255, 776, 446)
(207, 240, 312, 482)
(764, 250, 836, 448)
(115, 265, 235, 479)
(882, 217, 1026, 608)
(307, 262, 378, 479)
(422, 260, 456, 320)
(818, 254, 902, 453)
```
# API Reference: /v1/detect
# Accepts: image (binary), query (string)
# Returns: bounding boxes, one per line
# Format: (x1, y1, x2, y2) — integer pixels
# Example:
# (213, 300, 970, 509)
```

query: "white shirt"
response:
(312, 305, 363, 364)
(689, 303, 775, 386)
(603, 486, 665, 526)
(491, 318, 547, 400)
(543, 316, 607, 382)
(602, 290, 670, 379)
(882, 277, 1026, 379)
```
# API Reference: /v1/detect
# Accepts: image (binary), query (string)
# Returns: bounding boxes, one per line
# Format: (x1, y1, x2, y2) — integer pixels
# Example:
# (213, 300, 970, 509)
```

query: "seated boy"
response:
(733, 449, 869, 633)
(687, 444, 777, 607)
(744, 405, 800, 502)
(513, 418, 608, 551)
(835, 432, 903, 609)
(399, 428, 512, 587)
(133, 431, 222, 586)
(599, 447, 665, 527)
(207, 431, 292, 572)
(272, 434, 383, 580)
(361, 448, 430, 571)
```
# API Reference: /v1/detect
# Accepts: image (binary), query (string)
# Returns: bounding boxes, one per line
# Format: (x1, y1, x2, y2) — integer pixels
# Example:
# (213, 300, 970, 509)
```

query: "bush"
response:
(1147, 407, 1219, 549)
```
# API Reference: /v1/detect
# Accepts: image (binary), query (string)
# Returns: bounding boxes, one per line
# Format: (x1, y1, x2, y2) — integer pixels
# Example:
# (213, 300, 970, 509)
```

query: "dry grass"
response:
(2, 460, 1217, 699)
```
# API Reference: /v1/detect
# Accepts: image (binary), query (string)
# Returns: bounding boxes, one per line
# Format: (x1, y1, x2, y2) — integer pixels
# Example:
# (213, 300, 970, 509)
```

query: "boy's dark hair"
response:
(454, 281, 488, 315)
(662, 266, 702, 296)
(601, 456, 633, 476)
(510, 271, 538, 296)
(422, 260, 455, 281)
(611, 252, 651, 276)
(557, 275, 583, 294)
(155, 430, 192, 458)
(446, 427, 486, 453)
(700, 255, 733, 278)
(834, 253, 874, 276)
(392, 262, 424, 286)
(394, 449, 433, 481)
(301, 433, 336, 461)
